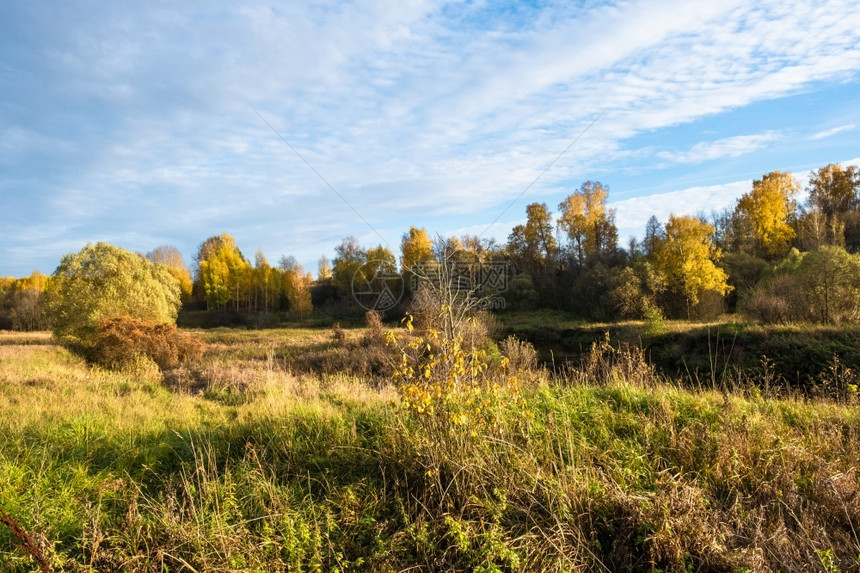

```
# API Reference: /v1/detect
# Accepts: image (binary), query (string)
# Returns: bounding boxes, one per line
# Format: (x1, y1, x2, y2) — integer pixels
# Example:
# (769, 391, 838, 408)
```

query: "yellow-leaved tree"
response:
(734, 171, 799, 257)
(507, 202, 557, 275)
(557, 181, 618, 266)
(195, 233, 251, 310)
(650, 215, 731, 316)
(400, 226, 434, 273)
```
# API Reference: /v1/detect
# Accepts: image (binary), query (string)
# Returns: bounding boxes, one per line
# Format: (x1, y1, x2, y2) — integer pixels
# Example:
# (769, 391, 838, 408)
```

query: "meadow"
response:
(2, 323, 860, 572)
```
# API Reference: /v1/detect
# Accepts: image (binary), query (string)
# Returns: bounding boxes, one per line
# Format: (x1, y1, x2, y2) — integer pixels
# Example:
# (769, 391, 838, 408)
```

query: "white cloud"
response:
(656, 132, 782, 164)
(3, 0, 860, 275)
(811, 124, 857, 140)
(612, 180, 750, 239)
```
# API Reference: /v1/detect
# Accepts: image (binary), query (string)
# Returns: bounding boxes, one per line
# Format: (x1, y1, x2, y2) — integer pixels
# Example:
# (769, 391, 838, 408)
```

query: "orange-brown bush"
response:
(93, 317, 206, 370)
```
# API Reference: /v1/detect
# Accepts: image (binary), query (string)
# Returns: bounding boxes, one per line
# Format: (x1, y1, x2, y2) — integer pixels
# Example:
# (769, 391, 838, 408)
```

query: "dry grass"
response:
(1, 325, 860, 571)
(0, 330, 52, 346)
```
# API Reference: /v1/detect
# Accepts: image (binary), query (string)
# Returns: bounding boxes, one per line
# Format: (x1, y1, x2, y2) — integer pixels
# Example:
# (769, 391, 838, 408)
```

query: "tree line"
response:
(2, 162, 858, 330)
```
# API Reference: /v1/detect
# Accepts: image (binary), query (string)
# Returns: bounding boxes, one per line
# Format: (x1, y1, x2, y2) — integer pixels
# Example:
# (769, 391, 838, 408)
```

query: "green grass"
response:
(2, 329, 860, 571)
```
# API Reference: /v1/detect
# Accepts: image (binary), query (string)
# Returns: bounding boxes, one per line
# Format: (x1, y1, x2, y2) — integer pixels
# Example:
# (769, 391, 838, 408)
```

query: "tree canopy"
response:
(44, 242, 181, 351)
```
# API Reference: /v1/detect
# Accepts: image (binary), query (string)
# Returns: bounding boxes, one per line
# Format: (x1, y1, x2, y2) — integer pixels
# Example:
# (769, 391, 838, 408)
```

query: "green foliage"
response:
(44, 242, 181, 353)
(505, 273, 540, 310)
(607, 262, 664, 319)
(642, 306, 666, 337)
(6, 328, 860, 571)
(331, 236, 367, 295)
(745, 246, 860, 325)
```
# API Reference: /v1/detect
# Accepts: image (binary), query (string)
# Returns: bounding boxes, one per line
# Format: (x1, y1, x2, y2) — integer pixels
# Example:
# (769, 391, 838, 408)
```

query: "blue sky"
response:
(2, 0, 859, 278)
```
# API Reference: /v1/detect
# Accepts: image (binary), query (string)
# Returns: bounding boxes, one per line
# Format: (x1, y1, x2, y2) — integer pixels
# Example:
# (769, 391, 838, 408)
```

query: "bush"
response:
(93, 317, 205, 370)
(45, 242, 181, 352)
(499, 336, 538, 372)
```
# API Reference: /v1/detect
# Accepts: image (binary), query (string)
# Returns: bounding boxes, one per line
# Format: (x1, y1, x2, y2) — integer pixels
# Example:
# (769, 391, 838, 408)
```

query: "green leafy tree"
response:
(799, 246, 860, 324)
(331, 236, 367, 295)
(44, 242, 181, 352)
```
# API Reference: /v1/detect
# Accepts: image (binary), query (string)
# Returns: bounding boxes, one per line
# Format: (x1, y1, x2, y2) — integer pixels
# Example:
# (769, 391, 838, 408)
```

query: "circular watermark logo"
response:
(351, 259, 404, 312)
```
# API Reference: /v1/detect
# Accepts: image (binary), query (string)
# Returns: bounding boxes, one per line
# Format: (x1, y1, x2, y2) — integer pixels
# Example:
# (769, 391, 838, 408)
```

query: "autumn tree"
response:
(808, 164, 860, 218)
(557, 181, 618, 267)
(733, 171, 799, 258)
(0, 271, 50, 331)
(650, 215, 731, 317)
(400, 226, 435, 273)
(331, 236, 367, 295)
(146, 245, 193, 303)
(317, 255, 333, 281)
(44, 242, 181, 352)
(802, 164, 860, 248)
(249, 250, 277, 313)
(281, 264, 314, 319)
(507, 202, 557, 276)
(195, 233, 251, 310)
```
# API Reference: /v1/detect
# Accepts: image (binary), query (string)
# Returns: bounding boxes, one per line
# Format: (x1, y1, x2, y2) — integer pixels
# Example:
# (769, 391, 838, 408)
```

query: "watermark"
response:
(351, 255, 510, 312)
(408, 258, 509, 294)
(351, 259, 404, 312)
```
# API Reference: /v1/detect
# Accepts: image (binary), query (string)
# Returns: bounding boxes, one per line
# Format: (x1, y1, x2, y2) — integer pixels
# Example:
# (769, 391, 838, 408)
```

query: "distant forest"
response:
(3, 162, 860, 330)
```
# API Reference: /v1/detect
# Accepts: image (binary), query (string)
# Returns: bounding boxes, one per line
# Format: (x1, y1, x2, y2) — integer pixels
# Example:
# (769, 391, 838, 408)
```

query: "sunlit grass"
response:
(1, 327, 859, 571)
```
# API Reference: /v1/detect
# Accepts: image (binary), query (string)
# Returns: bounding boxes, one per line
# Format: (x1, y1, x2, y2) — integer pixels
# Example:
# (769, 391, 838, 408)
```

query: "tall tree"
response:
(400, 226, 435, 272)
(804, 164, 860, 248)
(650, 215, 730, 315)
(507, 202, 557, 275)
(146, 245, 193, 303)
(733, 170, 799, 258)
(195, 233, 250, 310)
(317, 255, 332, 280)
(808, 164, 860, 218)
(331, 237, 367, 294)
(557, 181, 618, 267)
(642, 215, 663, 258)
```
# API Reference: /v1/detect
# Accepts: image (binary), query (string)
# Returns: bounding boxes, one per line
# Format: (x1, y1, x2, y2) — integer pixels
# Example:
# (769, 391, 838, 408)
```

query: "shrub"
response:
(499, 336, 538, 372)
(362, 310, 385, 346)
(92, 317, 205, 370)
(388, 314, 530, 437)
(44, 242, 181, 352)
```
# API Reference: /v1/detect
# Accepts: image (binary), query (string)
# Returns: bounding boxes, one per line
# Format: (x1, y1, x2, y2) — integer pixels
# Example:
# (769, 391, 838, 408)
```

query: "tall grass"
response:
(1, 329, 860, 571)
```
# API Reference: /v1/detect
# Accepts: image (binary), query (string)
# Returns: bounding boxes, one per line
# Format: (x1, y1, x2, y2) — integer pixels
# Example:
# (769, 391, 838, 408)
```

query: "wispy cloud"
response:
(1, 0, 860, 275)
(811, 124, 856, 140)
(656, 132, 782, 164)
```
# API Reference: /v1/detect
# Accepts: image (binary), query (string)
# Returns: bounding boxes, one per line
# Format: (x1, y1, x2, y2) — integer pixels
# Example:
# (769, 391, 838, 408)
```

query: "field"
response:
(2, 324, 860, 572)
